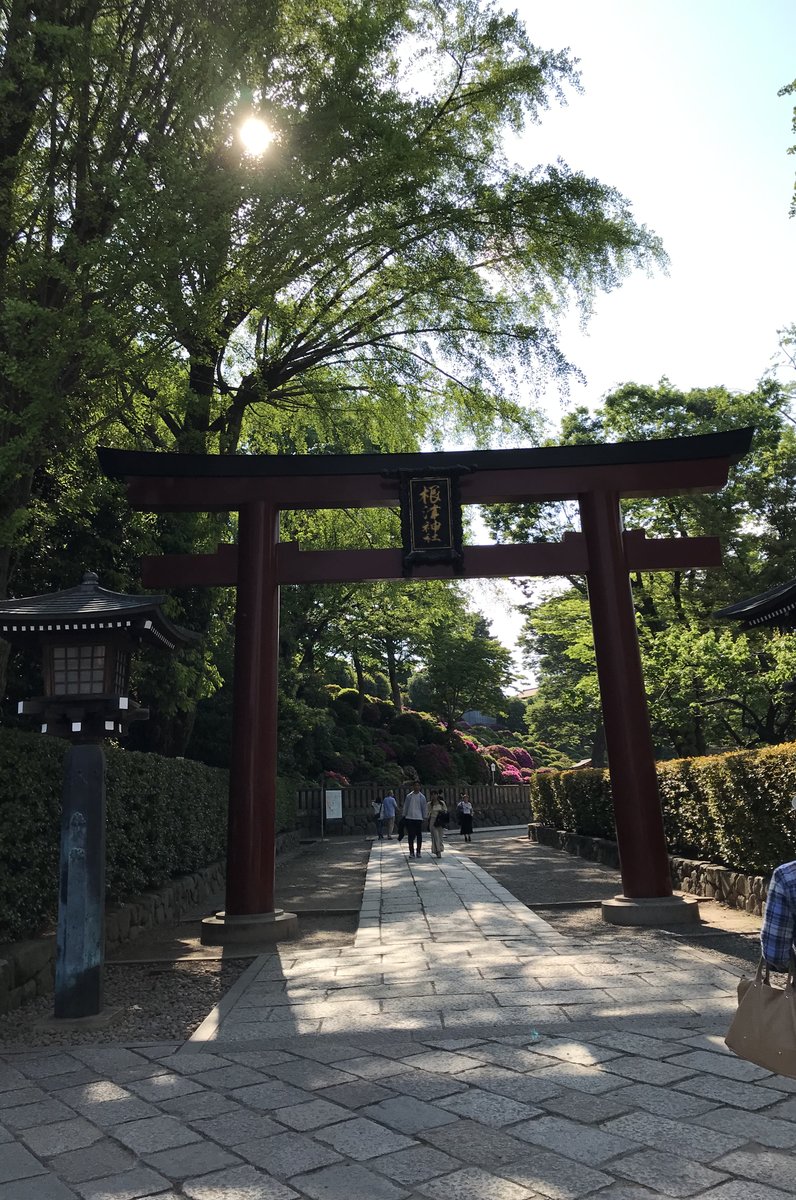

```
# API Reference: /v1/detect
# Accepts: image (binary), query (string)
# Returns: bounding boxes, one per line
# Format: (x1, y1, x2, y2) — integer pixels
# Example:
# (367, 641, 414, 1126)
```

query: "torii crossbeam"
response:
(99, 427, 753, 937)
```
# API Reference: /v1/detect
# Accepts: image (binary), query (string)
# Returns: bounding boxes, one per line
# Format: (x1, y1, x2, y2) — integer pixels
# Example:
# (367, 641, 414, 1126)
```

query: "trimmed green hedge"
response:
(0, 729, 299, 943)
(530, 742, 796, 877)
(531, 768, 614, 839)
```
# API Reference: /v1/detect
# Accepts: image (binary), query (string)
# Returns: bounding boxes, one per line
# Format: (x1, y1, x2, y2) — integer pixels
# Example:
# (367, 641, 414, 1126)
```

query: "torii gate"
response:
(99, 427, 753, 938)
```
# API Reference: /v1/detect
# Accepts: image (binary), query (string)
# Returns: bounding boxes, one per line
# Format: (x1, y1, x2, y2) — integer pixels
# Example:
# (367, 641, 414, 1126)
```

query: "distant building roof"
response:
(462, 710, 498, 727)
(715, 578, 796, 630)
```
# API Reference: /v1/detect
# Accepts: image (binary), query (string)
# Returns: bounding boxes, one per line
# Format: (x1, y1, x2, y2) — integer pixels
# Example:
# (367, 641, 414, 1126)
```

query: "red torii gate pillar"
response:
(98, 428, 753, 938)
(224, 501, 282, 925)
(579, 490, 672, 916)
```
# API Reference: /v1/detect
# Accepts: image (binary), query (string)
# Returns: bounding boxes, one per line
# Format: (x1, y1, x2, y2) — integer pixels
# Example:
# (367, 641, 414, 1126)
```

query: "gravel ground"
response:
(0, 835, 367, 1051)
(0, 914, 359, 1050)
(0, 959, 247, 1049)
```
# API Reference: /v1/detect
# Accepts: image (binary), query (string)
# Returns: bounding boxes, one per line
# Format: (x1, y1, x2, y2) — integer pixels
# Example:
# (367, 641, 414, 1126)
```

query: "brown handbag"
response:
(725, 954, 796, 1078)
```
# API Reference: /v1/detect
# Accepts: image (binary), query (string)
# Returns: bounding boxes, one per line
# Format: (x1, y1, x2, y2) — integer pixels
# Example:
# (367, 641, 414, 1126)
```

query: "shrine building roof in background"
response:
(715, 577, 796, 630)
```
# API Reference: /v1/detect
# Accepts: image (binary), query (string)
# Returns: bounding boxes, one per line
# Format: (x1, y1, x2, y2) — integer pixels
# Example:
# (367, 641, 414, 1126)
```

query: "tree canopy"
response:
(1, 0, 665, 750)
(416, 614, 513, 733)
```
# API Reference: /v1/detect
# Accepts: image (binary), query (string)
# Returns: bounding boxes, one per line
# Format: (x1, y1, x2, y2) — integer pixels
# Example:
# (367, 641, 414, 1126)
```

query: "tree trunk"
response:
(591, 721, 607, 767)
(386, 639, 403, 711)
(353, 651, 366, 718)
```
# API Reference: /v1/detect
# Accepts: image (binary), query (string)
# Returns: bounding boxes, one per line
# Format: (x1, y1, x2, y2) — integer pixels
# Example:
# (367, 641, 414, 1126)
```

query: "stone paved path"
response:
(2, 839, 795, 1199)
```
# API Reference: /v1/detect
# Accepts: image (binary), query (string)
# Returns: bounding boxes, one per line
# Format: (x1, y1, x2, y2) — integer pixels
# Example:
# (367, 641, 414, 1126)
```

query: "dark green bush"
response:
(0, 729, 63, 945)
(276, 775, 300, 835)
(0, 728, 298, 943)
(331, 692, 360, 724)
(390, 712, 426, 740)
(530, 742, 796, 876)
(361, 697, 395, 727)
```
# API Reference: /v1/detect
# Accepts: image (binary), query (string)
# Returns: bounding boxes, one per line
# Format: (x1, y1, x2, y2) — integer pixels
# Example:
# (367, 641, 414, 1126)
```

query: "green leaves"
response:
(2, 0, 664, 495)
(2, 0, 667, 748)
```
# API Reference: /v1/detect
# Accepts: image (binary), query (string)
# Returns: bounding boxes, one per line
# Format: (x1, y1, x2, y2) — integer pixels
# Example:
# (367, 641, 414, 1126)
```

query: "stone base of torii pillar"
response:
(601, 895, 700, 926)
(201, 909, 298, 946)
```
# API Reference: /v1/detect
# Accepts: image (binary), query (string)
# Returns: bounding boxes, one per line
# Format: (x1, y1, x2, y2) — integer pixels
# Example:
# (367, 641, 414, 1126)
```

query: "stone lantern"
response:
(0, 571, 197, 1020)
(1, 570, 194, 740)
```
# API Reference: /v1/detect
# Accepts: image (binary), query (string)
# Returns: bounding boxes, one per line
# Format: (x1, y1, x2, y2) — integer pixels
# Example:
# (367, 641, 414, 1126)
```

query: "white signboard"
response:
(324, 790, 343, 820)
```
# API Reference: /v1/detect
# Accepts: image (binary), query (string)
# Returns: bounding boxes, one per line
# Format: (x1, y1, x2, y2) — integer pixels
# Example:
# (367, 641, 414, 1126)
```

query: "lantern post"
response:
(0, 571, 197, 1020)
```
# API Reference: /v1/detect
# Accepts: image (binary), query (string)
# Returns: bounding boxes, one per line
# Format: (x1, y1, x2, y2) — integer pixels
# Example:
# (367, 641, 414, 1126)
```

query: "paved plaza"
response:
(1, 839, 795, 1199)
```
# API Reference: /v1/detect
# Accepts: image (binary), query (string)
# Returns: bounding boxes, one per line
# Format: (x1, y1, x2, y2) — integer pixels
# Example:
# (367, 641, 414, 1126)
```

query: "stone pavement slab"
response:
(1, 837, 795, 1198)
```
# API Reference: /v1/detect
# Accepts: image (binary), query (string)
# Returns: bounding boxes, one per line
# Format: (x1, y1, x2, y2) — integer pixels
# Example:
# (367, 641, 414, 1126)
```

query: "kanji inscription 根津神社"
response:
(401, 473, 463, 573)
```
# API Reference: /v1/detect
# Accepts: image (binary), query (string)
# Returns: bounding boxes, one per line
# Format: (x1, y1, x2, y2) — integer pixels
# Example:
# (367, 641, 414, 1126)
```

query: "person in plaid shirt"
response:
(761, 860, 796, 970)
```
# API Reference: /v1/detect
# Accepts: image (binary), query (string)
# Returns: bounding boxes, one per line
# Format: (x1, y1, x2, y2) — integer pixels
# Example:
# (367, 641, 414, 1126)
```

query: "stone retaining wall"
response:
(528, 823, 768, 915)
(0, 829, 300, 1014)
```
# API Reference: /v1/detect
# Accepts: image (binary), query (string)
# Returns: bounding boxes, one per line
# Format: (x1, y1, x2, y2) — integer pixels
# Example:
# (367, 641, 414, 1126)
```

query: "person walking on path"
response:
(760, 799, 796, 969)
(428, 790, 448, 858)
(380, 790, 397, 839)
(457, 790, 474, 843)
(761, 860, 796, 969)
(372, 797, 385, 839)
(402, 784, 428, 858)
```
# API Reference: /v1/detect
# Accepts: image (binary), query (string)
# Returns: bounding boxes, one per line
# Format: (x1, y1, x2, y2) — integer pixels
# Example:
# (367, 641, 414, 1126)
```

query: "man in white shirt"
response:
(401, 785, 428, 858)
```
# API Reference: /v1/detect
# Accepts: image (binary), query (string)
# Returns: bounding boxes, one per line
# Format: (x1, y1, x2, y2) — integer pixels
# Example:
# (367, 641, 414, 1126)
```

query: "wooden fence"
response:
(295, 781, 531, 835)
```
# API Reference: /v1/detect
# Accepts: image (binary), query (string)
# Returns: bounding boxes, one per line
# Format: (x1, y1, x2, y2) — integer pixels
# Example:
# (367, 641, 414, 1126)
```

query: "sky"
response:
(470, 0, 796, 683)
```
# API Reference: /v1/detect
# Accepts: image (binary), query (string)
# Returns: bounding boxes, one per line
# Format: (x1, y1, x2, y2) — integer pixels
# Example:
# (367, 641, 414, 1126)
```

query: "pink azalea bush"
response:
(323, 770, 350, 786)
(415, 742, 455, 782)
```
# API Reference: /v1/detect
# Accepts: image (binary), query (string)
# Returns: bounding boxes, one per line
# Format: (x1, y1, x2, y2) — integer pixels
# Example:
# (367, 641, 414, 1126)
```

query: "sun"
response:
(239, 117, 273, 157)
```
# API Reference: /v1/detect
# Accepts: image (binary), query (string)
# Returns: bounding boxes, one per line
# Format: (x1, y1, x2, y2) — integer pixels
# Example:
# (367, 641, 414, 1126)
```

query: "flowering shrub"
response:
(287, 689, 542, 788)
(323, 769, 350, 786)
(414, 742, 455, 782)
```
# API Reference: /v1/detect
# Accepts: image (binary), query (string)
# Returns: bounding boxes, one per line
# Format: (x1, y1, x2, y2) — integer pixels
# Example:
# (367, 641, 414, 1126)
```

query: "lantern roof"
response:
(0, 571, 198, 650)
(715, 577, 796, 630)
